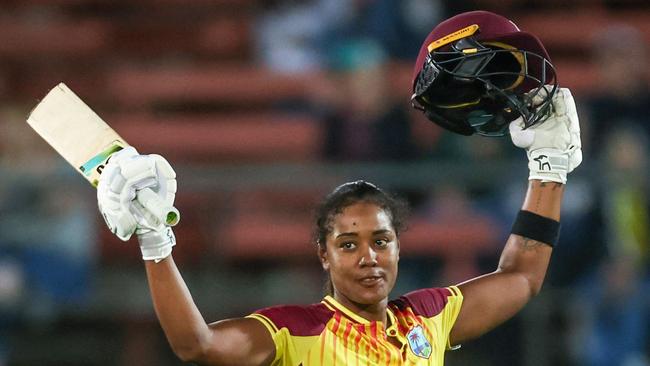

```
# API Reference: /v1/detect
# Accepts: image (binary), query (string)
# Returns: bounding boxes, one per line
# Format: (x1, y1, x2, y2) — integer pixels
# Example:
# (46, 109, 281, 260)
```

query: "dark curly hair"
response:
(313, 180, 410, 247)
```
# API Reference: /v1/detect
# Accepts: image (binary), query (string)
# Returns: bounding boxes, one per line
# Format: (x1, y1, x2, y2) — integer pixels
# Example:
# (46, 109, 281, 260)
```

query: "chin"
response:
(352, 285, 391, 305)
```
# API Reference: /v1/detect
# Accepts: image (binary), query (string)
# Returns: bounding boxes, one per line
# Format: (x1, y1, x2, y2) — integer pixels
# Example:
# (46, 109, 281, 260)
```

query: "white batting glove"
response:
(509, 87, 582, 184)
(97, 147, 178, 262)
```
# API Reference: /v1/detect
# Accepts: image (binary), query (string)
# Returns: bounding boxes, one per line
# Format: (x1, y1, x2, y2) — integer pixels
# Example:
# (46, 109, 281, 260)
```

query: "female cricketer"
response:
(96, 11, 582, 366)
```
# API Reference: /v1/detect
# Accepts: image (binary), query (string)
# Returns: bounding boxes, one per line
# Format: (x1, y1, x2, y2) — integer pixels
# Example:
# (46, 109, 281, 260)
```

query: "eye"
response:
(375, 239, 389, 248)
(340, 242, 356, 250)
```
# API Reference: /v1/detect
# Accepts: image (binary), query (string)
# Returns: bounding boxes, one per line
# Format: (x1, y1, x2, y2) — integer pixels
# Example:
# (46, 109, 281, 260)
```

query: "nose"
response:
(358, 245, 378, 267)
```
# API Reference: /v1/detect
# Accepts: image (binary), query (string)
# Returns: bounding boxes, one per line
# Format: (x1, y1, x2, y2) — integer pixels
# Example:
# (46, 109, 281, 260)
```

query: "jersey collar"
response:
(322, 295, 397, 332)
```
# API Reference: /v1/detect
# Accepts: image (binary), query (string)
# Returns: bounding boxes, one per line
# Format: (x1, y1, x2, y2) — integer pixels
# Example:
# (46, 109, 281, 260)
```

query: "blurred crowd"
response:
(0, 0, 649, 365)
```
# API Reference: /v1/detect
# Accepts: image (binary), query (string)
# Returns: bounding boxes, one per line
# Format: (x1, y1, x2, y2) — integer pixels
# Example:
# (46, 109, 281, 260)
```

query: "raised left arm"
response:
(450, 180, 561, 344)
(449, 87, 581, 344)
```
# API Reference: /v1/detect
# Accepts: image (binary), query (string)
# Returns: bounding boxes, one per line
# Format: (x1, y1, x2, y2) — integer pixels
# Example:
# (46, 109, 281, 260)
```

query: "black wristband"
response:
(511, 210, 560, 247)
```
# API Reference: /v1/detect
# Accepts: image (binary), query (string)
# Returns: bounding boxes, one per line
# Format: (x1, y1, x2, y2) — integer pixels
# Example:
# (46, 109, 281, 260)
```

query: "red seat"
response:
(552, 60, 599, 95)
(107, 66, 326, 108)
(219, 213, 315, 259)
(400, 214, 502, 282)
(517, 10, 650, 52)
(216, 189, 324, 259)
(109, 113, 323, 163)
(196, 18, 251, 57)
(0, 18, 109, 57)
(400, 216, 500, 256)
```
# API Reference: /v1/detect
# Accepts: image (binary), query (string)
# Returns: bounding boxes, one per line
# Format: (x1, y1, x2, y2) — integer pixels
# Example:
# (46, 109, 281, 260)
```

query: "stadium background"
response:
(0, 0, 649, 365)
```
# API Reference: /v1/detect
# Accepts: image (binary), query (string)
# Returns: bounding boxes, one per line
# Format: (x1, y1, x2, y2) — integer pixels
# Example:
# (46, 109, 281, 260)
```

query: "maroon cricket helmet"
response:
(411, 10, 557, 136)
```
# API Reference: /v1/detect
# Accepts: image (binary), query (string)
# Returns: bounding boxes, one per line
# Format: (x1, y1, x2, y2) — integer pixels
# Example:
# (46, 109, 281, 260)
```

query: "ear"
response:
(318, 244, 329, 271)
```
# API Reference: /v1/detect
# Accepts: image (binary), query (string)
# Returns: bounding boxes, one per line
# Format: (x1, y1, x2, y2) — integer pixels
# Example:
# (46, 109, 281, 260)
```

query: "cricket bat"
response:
(26, 83, 180, 227)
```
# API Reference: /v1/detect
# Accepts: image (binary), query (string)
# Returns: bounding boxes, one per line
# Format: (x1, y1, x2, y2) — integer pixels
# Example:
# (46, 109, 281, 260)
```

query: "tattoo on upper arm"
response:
(521, 237, 544, 251)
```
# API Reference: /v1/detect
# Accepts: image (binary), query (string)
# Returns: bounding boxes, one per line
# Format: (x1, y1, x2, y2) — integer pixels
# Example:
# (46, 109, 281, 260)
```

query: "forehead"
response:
(330, 202, 393, 234)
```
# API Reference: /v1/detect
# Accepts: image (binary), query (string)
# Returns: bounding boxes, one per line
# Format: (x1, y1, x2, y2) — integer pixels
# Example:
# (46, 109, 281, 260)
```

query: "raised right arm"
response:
(145, 256, 275, 366)
(96, 148, 275, 365)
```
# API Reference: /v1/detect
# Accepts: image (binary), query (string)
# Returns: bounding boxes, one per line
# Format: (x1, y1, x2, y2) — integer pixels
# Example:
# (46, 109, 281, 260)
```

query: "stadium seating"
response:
(4, 1, 649, 267)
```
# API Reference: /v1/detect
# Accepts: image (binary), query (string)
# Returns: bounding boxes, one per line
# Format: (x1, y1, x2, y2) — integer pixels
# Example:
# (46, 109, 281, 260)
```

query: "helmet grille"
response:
(411, 36, 557, 137)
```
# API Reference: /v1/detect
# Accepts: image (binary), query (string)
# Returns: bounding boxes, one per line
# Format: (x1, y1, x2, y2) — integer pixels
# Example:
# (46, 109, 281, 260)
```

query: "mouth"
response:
(358, 274, 385, 287)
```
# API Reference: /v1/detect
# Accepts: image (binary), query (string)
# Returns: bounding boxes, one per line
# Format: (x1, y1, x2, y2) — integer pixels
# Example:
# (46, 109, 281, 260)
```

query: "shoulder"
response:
(251, 302, 334, 336)
(390, 286, 462, 318)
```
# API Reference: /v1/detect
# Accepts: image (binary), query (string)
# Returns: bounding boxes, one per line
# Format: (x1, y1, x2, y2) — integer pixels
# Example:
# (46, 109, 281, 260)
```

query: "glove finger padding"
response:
(528, 84, 554, 108)
(509, 85, 560, 149)
(97, 147, 140, 241)
(510, 87, 583, 184)
(114, 155, 175, 231)
(130, 155, 177, 233)
(509, 116, 534, 149)
(97, 148, 178, 262)
(151, 154, 177, 203)
(97, 148, 178, 239)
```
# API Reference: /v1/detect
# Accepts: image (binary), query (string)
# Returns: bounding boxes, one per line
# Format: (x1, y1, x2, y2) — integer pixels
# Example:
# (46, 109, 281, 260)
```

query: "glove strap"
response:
(527, 149, 569, 184)
(138, 227, 176, 263)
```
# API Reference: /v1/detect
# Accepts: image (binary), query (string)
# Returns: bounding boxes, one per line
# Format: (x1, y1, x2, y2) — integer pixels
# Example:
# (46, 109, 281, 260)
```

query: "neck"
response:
(333, 292, 389, 325)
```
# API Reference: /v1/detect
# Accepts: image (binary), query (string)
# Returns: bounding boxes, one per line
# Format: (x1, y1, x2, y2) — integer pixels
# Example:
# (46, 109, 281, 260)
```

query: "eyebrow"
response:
(335, 232, 357, 239)
(335, 229, 393, 238)
(372, 229, 393, 236)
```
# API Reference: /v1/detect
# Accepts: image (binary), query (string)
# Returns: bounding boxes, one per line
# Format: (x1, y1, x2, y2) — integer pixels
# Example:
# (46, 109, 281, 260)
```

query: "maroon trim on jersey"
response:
(390, 287, 452, 318)
(254, 303, 334, 337)
(322, 297, 369, 325)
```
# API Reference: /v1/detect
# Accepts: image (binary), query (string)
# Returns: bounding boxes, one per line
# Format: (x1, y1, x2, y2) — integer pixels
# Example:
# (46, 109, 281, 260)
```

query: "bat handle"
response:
(136, 188, 180, 227)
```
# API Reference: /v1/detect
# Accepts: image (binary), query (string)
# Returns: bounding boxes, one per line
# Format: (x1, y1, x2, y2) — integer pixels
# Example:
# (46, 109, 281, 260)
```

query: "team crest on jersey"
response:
(407, 325, 432, 359)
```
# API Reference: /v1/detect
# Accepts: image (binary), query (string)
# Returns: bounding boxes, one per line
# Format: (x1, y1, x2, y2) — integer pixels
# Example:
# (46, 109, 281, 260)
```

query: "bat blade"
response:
(27, 83, 125, 187)
(26, 83, 179, 227)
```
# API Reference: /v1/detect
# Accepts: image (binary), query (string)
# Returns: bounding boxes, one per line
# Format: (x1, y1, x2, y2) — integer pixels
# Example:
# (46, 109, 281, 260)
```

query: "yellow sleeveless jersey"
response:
(247, 286, 463, 365)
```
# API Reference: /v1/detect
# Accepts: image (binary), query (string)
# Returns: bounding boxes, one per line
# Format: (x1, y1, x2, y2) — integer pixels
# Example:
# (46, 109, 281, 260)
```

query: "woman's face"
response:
(319, 202, 399, 309)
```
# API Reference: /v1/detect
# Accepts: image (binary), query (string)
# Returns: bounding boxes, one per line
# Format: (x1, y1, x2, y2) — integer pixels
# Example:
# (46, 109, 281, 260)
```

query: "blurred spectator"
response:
(573, 127, 650, 366)
(322, 0, 446, 59)
(544, 23, 650, 288)
(254, 0, 342, 73)
(254, 0, 447, 70)
(581, 24, 650, 159)
(321, 39, 422, 162)
(569, 24, 650, 366)
(0, 106, 97, 362)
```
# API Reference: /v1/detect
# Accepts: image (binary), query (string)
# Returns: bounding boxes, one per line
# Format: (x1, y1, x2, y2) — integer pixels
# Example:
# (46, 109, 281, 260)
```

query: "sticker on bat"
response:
(79, 141, 125, 187)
